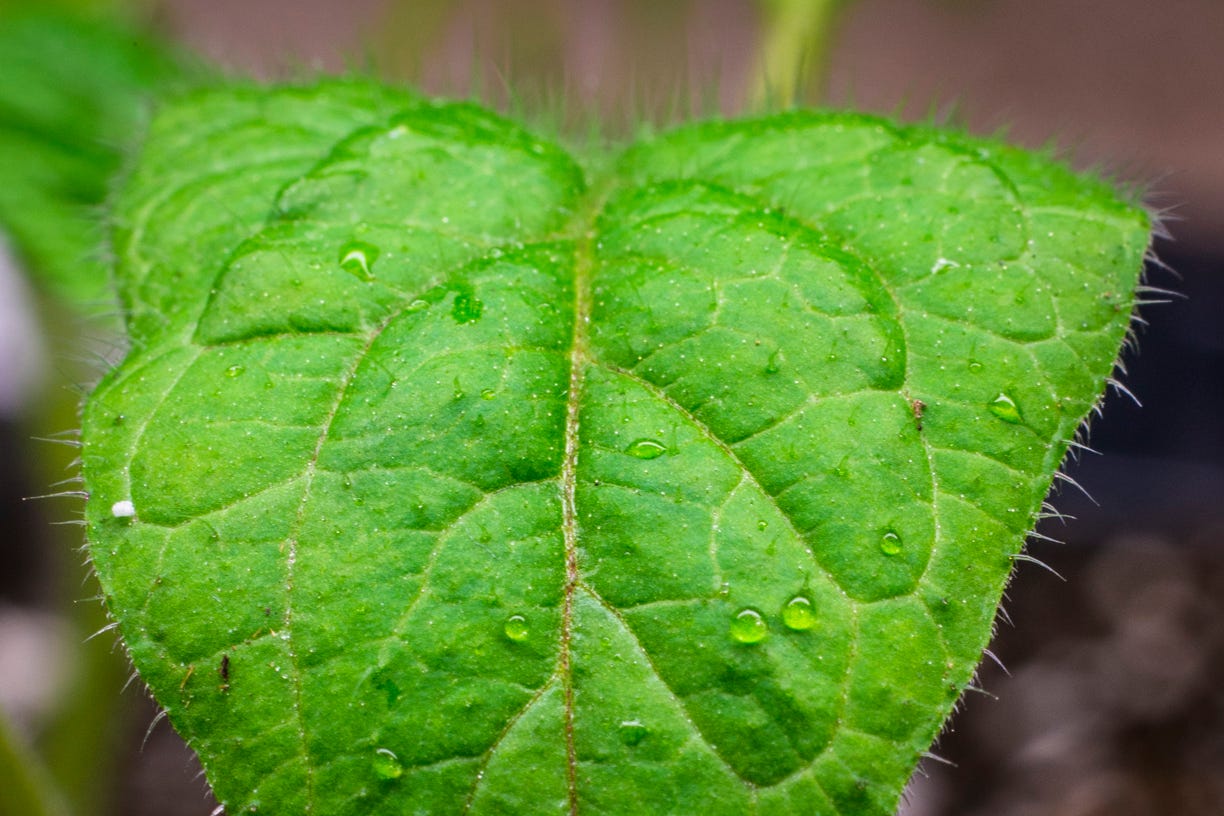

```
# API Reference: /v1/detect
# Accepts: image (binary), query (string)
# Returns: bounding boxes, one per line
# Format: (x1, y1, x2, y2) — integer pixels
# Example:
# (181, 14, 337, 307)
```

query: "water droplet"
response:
(782, 596, 817, 630)
(372, 747, 403, 780)
(626, 439, 666, 459)
(451, 288, 483, 323)
(757, 520, 768, 531)
(880, 531, 903, 556)
(967, 360, 983, 373)
(764, 349, 783, 374)
(339, 241, 379, 281)
(618, 720, 648, 746)
(988, 392, 1023, 424)
(504, 614, 529, 642)
(225, 364, 245, 378)
(730, 608, 768, 644)
(480, 388, 496, 401)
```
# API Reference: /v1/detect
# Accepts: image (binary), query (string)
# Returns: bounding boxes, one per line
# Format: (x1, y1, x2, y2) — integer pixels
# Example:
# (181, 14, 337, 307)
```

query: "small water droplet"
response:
(782, 596, 817, 630)
(626, 439, 666, 459)
(372, 747, 403, 780)
(880, 531, 903, 556)
(618, 720, 648, 746)
(757, 520, 768, 531)
(967, 360, 983, 373)
(225, 364, 245, 378)
(406, 299, 430, 312)
(988, 392, 1023, 424)
(764, 349, 783, 374)
(480, 388, 496, 400)
(504, 614, 529, 642)
(339, 241, 379, 281)
(730, 608, 768, 644)
(451, 288, 483, 323)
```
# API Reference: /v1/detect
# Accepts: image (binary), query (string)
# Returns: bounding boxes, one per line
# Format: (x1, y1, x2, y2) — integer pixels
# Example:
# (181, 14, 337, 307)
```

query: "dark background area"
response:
(1, 1, 1222, 814)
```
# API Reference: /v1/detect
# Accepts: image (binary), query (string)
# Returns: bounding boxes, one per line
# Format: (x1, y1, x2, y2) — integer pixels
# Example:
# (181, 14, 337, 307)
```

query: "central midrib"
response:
(558, 190, 600, 815)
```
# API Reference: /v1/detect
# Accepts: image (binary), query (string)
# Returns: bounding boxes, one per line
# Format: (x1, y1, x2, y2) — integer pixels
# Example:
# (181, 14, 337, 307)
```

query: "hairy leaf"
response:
(82, 79, 1149, 816)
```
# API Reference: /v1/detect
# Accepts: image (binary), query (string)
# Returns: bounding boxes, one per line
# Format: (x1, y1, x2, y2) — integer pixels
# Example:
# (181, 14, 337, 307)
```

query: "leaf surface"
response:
(82, 80, 1149, 816)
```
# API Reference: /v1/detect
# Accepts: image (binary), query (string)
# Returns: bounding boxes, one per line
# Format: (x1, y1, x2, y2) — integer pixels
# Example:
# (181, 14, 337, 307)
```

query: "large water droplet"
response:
(225, 364, 245, 378)
(504, 614, 529, 642)
(626, 439, 666, 459)
(988, 392, 1023, 424)
(339, 241, 379, 281)
(730, 608, 768, 644)
(480, 388, 496, 401)
(372, 747, 403, 780)
(618, 719, 648, 746)
(782, 596, 817, 630)
(879, 531, 903, 556)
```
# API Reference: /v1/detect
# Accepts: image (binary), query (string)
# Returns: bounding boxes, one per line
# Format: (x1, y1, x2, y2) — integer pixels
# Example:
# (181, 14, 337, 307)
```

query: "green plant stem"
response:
(27, 296, 132, 816)
(0, 706, 70, 816)
(750, 0, 850, 110)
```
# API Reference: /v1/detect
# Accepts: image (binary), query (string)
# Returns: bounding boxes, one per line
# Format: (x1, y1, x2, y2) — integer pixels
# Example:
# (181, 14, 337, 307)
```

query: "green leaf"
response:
(0, 9, 188, 310)
(82, 79, 1149, 815)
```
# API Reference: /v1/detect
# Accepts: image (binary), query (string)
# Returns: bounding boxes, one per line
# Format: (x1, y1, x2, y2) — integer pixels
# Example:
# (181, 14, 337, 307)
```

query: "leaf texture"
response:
(82, 79, 1149, 816)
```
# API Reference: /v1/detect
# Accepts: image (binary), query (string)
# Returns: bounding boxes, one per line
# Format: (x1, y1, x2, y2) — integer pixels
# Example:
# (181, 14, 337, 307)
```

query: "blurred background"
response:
(0, 1, 1221, 814)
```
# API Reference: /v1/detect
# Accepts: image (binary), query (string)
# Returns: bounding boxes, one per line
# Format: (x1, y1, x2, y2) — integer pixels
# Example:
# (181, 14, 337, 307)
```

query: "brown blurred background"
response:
(2, 1, 1222, 814)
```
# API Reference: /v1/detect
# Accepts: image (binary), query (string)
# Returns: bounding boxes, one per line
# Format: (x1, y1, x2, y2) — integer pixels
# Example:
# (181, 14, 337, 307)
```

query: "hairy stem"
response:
(750, 0, 851, 110)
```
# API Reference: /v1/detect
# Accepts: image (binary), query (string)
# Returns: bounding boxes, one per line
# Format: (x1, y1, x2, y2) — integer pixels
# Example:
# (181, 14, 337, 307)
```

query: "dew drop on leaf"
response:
(372, 747, 403, 780)
(618, 720, 649, 746)
(224, 364, 244, 378)
(338, 240, 379, 281)
(503, 614, 529, 642)
(730, 608, 768, 644)
(988, 392, 1023, 424)
(967, 359, 984, 373)
(451, 288, 483, 323)
(781, 596, 817, 631)
(480, 388, 496, 400)
(625, 439, 666, 459)
(879, 531, 903, 556)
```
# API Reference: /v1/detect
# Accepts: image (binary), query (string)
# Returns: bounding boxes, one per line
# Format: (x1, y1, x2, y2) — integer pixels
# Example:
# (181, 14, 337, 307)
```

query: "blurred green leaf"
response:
(0, 9, 191, 313)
